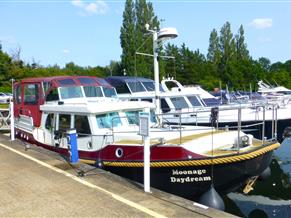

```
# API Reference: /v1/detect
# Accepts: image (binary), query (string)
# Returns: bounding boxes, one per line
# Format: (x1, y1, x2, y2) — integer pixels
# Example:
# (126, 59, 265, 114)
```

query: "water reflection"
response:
(225, 139, 291, 217)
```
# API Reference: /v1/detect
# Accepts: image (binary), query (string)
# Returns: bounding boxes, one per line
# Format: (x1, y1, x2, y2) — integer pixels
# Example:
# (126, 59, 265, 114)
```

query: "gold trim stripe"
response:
(102, 142, 280, 168)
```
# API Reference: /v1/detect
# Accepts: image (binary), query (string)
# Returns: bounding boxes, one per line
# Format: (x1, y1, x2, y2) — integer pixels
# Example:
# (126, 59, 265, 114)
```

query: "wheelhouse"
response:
(13, 76, 117, 127)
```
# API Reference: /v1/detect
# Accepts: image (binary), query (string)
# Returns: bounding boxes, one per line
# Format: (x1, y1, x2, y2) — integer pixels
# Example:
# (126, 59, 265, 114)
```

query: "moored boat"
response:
(105, 76, 291, 141)
(13, 76, 280, 206)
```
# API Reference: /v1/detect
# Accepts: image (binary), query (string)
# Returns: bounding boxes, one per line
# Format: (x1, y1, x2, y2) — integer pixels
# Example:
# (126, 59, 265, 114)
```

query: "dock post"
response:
(139, 110, 150, 193)
(10, 99, 15, 141)
(144, 134, 150, 193)
(10, 78, 15, 141)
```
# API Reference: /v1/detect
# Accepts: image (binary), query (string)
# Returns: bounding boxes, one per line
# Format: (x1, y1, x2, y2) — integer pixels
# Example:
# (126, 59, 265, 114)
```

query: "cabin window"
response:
(103, 87, 117, 97)
(202, 98, 220, 107)
(24, 84, 39, 105)
(59, 87, 83, 99)
(96, 78, 111, 86)
(161, 98, 170, 113)
(96, 112, 121, 129)
(142, 98, 153, 103)
(125, 111, 140, 125)
(187, 96, 203, 107)
(150, 110, 157, 123)
(45, 113, 55, 130)
(57, 78, 76, 86)
(77, 78, 96, 85)
(164, 81, 178, 90)
(115, 83, 130, 94)
(83, 86, 103, 97)
(42, 82, 51, 94)
(15, 85, 22, 104)
(59, 114, 71, 132)
(170, 97, 189, 109)
(46, 89, 59, 101)
(127, 82, 146, 93)
(142, 82, 155, 91)
(74, 115, 91, 137)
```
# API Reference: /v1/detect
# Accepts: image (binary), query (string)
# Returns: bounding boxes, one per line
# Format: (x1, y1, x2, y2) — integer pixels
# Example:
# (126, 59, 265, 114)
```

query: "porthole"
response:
(115, 148, 123, 158)
(87, 142, 93, 149)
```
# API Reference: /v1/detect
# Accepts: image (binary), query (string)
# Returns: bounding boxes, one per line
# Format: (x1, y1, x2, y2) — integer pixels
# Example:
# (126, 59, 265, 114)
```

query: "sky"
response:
(0, 0, 291, 68)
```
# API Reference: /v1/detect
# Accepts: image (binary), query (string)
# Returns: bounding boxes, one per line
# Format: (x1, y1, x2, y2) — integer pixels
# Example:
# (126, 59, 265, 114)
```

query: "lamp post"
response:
(146, 25, 178, 118)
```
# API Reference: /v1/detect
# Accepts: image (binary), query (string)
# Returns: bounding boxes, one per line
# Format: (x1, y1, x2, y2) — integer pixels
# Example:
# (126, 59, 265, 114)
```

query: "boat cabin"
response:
(13, 76, 117, 127)
(105, 76, 208, 113)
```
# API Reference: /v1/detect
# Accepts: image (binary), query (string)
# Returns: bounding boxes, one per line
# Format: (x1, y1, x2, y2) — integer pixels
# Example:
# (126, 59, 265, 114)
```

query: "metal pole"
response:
(10, 79, 15, 141)
(153, 31, 161, 119)
(271, 105, 274, 139)
(179, 113, 182, 145)
(144, 134, 150, 193)
(262, 106, 265, 143)
(275, 105, 278, 139)
(143, 108, 150, 193)
(237, 107, 241, 151)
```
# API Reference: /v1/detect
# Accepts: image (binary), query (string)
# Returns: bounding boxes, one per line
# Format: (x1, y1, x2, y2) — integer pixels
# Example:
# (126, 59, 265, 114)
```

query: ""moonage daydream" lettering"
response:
(170, 169, 211, 183)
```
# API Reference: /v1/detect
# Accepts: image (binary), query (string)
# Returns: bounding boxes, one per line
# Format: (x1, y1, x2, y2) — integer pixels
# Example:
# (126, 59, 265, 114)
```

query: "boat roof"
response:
(106, 76, 154, 83)
(40, 98, 155, 114)
(16, 76, 112, 88)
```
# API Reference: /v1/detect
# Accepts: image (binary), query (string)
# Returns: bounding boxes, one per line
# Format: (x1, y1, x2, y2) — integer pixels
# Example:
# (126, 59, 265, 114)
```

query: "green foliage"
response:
(120, 0, 160, 78)
(0, 44, 108, 92)
(164, 21, 291, 90)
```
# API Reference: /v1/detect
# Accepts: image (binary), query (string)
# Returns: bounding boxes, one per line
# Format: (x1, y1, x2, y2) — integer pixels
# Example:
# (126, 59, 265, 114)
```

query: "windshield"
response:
(125, 110, 157, 125)
(170, 97, 189, 109)
(142, 82, 155, 91)
(187, 96, 203, 107)
(83, 86, 103, 97)
(96, 112, 121, 128)
(127, 81, 146, 93)
(59, 87, 83, 99)
(125, 111, 140, 125)
(103, 87, 117, 97)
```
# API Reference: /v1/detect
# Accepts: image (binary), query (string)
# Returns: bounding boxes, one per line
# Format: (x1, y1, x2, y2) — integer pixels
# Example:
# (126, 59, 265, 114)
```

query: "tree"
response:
(235, 25, 249, 61)
(120, 0, 135, 75)
(218, 22, 236, 86)
(120, 0, 159, 78)
(106, 60, 122, 76)
(207, 29, 221, 65)
(258, 57, 271, 72)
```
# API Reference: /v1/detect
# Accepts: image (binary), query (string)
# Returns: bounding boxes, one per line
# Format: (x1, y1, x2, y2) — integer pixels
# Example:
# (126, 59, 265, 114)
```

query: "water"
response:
(225, 139, 291, 217)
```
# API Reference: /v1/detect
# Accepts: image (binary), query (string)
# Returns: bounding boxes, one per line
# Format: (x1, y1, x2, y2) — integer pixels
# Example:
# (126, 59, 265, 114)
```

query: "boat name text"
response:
(172, 169, 206, 175)
(170, 169, 211, 183)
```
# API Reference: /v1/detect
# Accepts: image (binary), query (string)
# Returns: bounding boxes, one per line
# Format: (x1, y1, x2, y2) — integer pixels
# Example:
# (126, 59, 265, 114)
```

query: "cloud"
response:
(61, 49, 70, 54)
(71, 0, 108, 16)
(249, 18, 273, 29)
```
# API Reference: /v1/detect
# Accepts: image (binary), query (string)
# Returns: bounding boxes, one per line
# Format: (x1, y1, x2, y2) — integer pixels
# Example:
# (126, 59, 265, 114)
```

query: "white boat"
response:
(13, 75, 280, 205)
(105, 76, 291, 141)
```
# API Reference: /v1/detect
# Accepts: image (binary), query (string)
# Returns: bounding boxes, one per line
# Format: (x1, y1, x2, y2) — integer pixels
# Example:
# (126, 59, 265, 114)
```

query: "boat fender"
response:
(259, 167, 271, 181)
(282, 127, 291, 140)
(210, 107, 219, 126)
(95, 159, 103, 169)
(198, 185, 225, 211)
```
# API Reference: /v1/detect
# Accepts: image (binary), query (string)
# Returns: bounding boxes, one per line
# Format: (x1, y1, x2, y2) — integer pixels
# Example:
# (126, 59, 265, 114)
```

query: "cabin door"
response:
(42, 113, 55, 146)
(22, 82, 43, 127)
(52, 113, 71, 148)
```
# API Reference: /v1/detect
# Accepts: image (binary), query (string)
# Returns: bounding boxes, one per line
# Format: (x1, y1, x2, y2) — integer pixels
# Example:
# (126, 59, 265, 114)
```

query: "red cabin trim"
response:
(13, 76, 111, 127)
